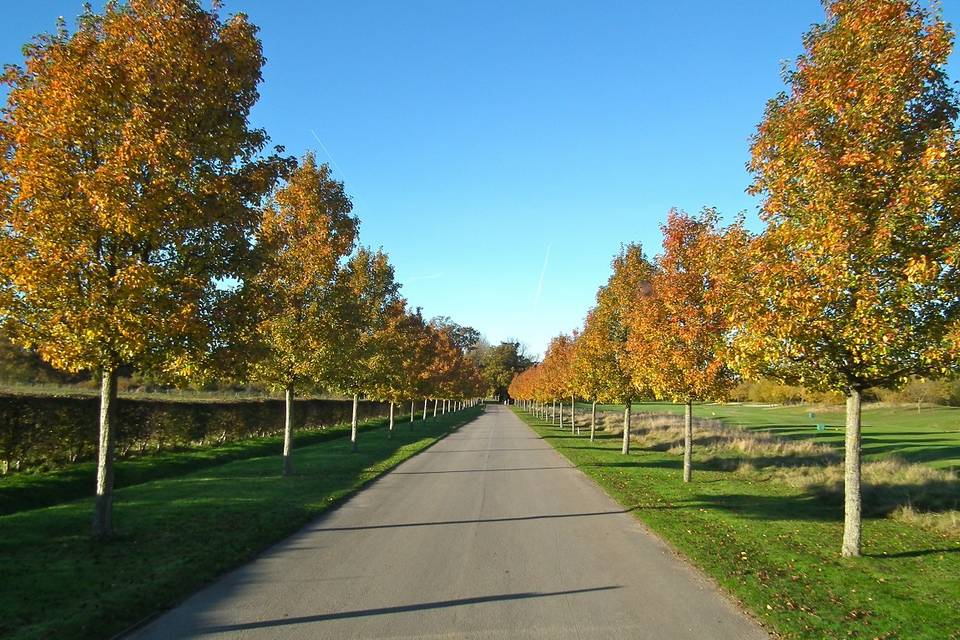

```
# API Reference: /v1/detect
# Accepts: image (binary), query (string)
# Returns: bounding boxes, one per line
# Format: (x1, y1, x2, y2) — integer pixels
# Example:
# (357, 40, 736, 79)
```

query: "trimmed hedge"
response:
(0, 394, 395, 474)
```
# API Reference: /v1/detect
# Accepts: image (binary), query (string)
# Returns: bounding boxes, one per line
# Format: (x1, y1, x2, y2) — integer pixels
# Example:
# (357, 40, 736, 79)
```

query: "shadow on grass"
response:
(0, 419, 393, 516)
(0, 408, 483, 639)
(686, 492, 841, 523)
(864, 547, 960, 559)
(687, 470, 960, 522)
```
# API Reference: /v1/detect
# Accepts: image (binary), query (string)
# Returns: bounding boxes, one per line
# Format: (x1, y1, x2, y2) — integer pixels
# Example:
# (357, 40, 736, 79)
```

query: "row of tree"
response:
(0, 1, 485, 538)
(510, 0, 960, 558)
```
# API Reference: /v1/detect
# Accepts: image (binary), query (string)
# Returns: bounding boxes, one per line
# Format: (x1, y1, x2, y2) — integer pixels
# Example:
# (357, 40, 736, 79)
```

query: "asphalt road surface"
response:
(129, 405, 769, 640)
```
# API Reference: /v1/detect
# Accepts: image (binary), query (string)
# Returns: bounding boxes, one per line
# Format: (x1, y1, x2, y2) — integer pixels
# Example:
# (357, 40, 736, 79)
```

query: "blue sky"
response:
(4, 1, 959, 358)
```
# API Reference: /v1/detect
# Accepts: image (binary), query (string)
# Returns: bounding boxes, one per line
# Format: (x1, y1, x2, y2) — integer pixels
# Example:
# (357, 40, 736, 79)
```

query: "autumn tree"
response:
(572, 308, 618, 441)
(330, 247, 401, 452)
(0, 0, 287, 537)
(424, 321, 464, 416)
(397, 309, 435, 425)
(508, 366, 537, 411)
(540, 334, 576, 430)
(627, 209, 745, 482)
(367, 300, 420, 437)
(736, 0, 960, 557)
(592, 244, 655, 454)
(250, 154, 357, 474)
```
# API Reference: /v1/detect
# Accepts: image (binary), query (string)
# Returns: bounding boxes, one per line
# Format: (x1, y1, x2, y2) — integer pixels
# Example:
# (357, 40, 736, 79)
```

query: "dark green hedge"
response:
(0, 394, 394, 473)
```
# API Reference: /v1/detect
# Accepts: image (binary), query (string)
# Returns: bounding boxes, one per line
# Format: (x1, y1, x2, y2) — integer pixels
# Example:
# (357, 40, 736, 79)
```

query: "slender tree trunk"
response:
(282, 384, 294, 476)
(410, 400, 415, 423)
(842, 387, 863, 558)
(590, 400, 597, 442)
(388, 402, 394, 438)
(92, 367, 118, 539)
(433, 399, 438, 417)
(559, 399, 564, 430)
(423, 398, 428, 420)
(683, 398, 693, 483)
(552, 400, 557, 425)
(351, 393, 359, 453)
(621, 400, 631, 454)
(571, 395, 576, 434)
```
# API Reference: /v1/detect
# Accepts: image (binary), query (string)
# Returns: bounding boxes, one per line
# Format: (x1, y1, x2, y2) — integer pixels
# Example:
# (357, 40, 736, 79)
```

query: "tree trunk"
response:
(683, 398, 693, 483)
(571, 395, 576, 434)
(433, 398, 438, 417)
(282, 385, 294, 476)
(559, 399, 564, 430)
(842, 387, 863, 558)
(410, 400, 415, 424)
(590, 400, 597, 442)
(423, 398, 428, 420)
(351, 393, 359, 452)
(388, 402, 394, 438)
(621, 400, 631, 454)
(92, 367, 118, 539)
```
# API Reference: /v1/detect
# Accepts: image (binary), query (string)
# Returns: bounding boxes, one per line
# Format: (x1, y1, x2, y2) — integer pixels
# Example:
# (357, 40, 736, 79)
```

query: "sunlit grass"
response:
(577, 400, 960, 469)
(0, 406, 482, 640)
(517, 407, 960, 640)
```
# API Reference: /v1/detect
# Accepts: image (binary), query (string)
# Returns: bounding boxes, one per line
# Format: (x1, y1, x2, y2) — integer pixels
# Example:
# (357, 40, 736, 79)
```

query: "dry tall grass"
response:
(588, 409, 959, 533)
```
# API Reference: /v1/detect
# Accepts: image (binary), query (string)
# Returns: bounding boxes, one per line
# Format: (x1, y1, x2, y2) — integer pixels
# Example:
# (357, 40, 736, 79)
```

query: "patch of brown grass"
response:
(593, 409, 960, 534)
(596, 410, 836, 461)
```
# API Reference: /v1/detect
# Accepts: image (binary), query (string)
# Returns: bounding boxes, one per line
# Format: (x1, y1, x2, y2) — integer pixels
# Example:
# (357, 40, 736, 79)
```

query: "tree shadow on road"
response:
(309, 509, 637, 533)
(194, 586, 623, 634)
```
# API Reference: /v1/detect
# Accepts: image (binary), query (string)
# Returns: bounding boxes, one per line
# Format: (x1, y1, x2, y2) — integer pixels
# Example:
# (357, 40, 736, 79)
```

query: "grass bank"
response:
(515, 407, 959, 640)
(1, 416, 386, 515)
(1, 406, 482, 640)
(578, 401, 960, 469)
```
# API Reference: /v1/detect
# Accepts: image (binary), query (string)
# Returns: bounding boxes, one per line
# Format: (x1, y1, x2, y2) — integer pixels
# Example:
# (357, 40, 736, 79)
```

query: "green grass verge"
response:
(515, 407, 960, 640)
(1, 417, 391, 516)
(577, 401, 960, 469)
(1, 406, 483, 640)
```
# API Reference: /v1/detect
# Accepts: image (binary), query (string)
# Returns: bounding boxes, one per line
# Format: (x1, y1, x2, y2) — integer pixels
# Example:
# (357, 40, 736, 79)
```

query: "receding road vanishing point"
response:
(129, 406, 768, 640)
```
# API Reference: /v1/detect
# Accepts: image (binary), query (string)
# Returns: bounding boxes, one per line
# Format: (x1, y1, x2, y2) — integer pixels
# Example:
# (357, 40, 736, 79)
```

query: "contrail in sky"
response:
(534, 243, 551, 306)
(406, 272, 445, 283)
(310, 129, 350, 185)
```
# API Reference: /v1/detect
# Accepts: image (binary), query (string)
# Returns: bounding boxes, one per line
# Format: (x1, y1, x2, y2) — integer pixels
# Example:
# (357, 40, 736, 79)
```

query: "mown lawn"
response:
(516, 407, 960, 640)
(578, 401, 960, 469)
(0, 418, 373, 515)
(0, 406, 482, 640)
